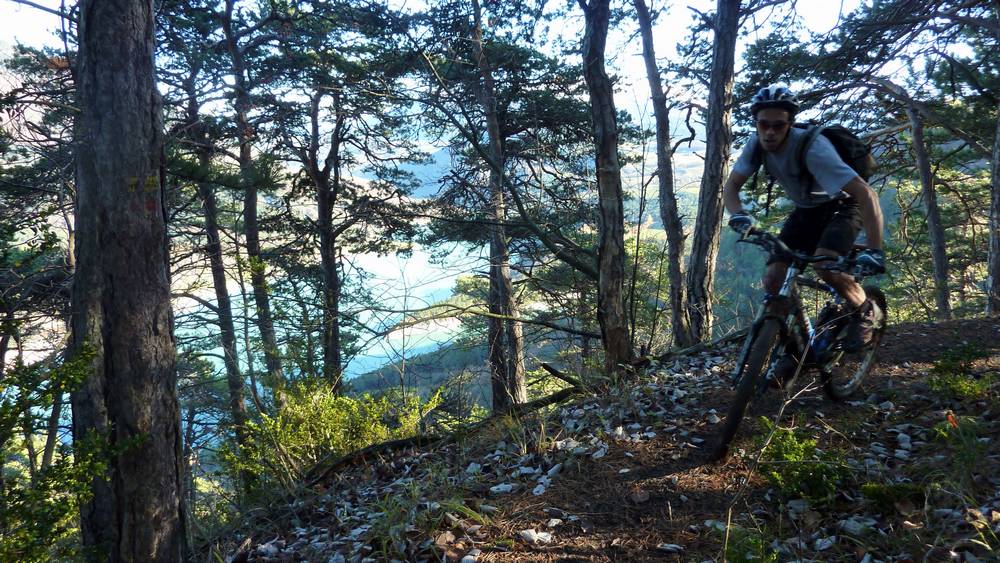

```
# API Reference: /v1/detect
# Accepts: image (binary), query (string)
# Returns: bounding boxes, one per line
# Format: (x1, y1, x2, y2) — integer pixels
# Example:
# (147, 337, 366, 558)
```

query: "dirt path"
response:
(229, 317, 1000, 563)
(472, 317, 1000, 562)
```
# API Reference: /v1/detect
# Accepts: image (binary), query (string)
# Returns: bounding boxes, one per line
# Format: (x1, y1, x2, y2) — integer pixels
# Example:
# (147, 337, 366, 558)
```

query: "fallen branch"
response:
(540, 362, 582, 387)
(305, 385, 582, 486)
(304, 328, 750, 494)
(632, 327, 749, 370)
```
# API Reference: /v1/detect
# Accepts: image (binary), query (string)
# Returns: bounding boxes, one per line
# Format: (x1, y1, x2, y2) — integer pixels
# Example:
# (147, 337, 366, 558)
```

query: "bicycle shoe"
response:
(844, 298, 883, 352)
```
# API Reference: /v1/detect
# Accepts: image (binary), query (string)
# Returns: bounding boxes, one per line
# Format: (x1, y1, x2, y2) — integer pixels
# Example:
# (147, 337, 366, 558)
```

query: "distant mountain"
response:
(348, 339, 488, 400)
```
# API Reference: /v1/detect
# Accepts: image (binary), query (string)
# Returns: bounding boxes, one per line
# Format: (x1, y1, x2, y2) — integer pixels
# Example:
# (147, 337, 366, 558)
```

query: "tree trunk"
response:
(240, 105, 286, 409)
(0, 307, 11, 379)
(182, 63, 251, 483)
(685, 0, 739, 341)
(21, 408, 37, 483)
(182, 404, 197, 534)
(987, 101, 1000, 315)
(198, 176, 251, 445)
(907, 106, 951, 319)
(70, 0, 186, 559)
(313, 93, 346, 391)
(222, 1, 286, 407)
(234, 250, 267, 410)
(40, 392, 61, 470)
(319, 231, 343, 389)
(317, 180, 344, 391)
(472, 0, 527, 412)
(633, 0, 695, 348)
(987, 94, 1000, 315)
(580, 0, 631, 374)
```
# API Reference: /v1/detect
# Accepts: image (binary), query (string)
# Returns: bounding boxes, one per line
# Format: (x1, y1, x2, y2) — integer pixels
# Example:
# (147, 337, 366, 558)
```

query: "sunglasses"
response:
(755, 119, 791, 131)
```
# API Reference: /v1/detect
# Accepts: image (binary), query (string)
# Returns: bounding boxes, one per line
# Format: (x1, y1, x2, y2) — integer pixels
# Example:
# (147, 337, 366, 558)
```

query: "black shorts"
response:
(770, 198, 863, 264)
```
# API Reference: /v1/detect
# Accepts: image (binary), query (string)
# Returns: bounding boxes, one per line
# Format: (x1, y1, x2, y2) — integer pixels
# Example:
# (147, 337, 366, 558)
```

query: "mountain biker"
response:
(722, 84, 885, 352)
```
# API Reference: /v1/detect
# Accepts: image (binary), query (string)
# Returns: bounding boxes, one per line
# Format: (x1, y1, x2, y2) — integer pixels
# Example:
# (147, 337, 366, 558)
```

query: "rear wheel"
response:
(713, 319, 782, 461)
(822, 286, 887, 400)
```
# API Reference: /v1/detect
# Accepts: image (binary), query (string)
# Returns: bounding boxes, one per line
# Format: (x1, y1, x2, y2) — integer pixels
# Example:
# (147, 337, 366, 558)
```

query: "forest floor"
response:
(229, 317, 1000, 563)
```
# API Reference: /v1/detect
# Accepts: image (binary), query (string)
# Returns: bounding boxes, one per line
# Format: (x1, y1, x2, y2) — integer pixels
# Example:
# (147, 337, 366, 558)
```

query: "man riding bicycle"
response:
(723, 84, 885, 352)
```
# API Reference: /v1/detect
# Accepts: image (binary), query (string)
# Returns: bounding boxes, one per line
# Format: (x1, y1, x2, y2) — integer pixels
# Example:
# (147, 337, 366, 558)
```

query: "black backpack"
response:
(751, 122, 876, 213)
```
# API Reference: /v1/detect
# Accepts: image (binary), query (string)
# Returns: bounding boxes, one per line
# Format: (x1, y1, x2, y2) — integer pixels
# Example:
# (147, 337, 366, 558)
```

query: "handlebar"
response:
(737, 228, 856, 272)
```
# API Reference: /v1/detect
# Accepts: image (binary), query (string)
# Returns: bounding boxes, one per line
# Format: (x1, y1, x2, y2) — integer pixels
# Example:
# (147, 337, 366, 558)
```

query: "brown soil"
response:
(230, 317, 1000, 563)
(470, 317, 1000, 562)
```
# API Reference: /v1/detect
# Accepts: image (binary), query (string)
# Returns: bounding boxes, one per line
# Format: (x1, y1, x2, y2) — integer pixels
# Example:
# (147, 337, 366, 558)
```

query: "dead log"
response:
(305, 386, 581, 486)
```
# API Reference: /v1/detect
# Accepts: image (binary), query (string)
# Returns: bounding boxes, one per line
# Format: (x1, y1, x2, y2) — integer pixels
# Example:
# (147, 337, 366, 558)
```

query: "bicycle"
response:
(712, 228, 887, 461)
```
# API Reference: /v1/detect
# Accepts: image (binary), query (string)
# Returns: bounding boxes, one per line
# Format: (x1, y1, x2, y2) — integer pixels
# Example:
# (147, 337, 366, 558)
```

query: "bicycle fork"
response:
(730, 264, 812, 388)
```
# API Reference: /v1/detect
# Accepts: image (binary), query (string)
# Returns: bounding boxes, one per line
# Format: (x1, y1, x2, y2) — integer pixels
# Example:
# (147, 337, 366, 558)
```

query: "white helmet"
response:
(750, 84, 800, 117)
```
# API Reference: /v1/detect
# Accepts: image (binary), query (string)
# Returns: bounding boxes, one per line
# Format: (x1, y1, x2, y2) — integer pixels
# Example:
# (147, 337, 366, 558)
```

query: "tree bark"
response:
(179, 63, 251, 481)
(70, 0, 186, 559)
(986, 1, 1000, 315)
(633, 0, 695, 348)
(308, 92, 347, 391)
(685, 0, 739, 341)
(221, 0, 286, 407)
(0, 307, 11, 380)
(988, 97, 1000, 315)
(580, 0, 631, 374)
(906, 106, 951, 319)
(472, 0, 527, 412)
(182, 404, 197, 535)
(198, 175, 252, 444)
(22, 408, 37, 483)
(39, 392, 61, 470)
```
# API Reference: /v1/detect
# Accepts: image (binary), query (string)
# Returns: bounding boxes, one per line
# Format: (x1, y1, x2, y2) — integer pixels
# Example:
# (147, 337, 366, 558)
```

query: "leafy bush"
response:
(225, 381, 442, 494)
(861, 482, 925, 513)
(368, 463, 488, 559)
(932, 343, 987, 376)
(0, 435, 113, 562)
(928, 372, 994, 400)
(0, 349, 100, 562)
(932, 413, 987, 491)
(928, 343, 993, 400)
(755, 417, 848, 503)
(717, 521, 779, 563)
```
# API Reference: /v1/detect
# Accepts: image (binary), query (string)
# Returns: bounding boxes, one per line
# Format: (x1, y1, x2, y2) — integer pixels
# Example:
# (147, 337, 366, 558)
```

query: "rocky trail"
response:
(228, 317, 1000, 563)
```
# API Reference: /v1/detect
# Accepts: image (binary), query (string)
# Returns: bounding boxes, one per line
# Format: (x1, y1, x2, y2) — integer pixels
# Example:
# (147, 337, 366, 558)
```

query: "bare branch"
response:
(9, 0, 77, 23)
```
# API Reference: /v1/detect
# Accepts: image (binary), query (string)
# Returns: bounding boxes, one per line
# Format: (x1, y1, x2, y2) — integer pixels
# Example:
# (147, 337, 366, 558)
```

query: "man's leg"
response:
(762, 260, 799, 387)
(813, 247, 865, 308)
(763, 261, 790, 296)
(811, 199, 882, 351)
(814, 247, 882, 351)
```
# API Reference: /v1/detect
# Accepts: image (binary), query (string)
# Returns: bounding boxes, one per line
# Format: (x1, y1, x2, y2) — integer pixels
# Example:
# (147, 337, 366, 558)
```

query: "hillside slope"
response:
(224, 317, 1000, 562)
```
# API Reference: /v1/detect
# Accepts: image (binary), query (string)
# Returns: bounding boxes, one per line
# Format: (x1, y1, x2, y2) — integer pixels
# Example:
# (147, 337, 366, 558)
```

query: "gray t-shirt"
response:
(732, 127, 859, 208)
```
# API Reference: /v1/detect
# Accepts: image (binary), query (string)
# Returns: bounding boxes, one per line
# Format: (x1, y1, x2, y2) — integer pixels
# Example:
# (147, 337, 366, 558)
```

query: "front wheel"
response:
(822, 286, 887, 400)
(713, 319, 782, 461)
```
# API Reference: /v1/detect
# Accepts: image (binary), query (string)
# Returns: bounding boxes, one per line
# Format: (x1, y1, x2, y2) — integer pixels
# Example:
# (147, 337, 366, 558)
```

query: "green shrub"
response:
(0, 348, 99, 562)
(755, 417, 848, 503)
(718, 522, 779, 563)
(368, 465, 485, 560)
(224, 381, 442, 494)
(928, 344, 993, 399)
(928, 372, 994, 400)
(0, 436, 109, 563)
(932, 413, 987, 491)
(931, 343, 987, 377)
(860, 482, 925, 513)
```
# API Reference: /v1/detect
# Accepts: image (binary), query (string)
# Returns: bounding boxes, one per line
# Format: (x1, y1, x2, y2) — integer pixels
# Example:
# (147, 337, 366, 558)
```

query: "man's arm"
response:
(723, 171, 750, 214)
(841, 177, 883, 249)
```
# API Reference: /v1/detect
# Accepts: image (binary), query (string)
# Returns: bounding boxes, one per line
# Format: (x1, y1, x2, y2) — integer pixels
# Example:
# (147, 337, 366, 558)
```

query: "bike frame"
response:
(730, 235, 858, 388)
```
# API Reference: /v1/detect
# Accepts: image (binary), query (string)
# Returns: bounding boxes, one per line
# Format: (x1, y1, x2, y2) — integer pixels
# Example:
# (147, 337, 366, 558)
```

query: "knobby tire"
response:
(713, 319, 782, 461)
(823, 286, 888, 400)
